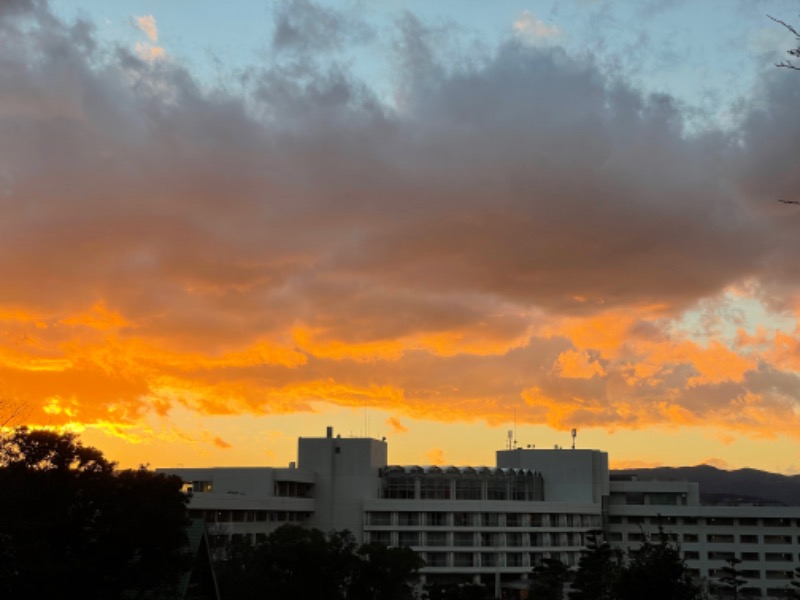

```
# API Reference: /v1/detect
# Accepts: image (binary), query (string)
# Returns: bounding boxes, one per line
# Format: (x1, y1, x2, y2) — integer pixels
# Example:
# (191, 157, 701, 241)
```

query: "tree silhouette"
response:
(769, 15, 800, 70)
(615, 526, 700, 600)
(569, 530, 621, 600)
(0, 427, 190, 599)
(787, 564, 800, 599)
(214, 524, 424, 600)
(529, 557, 568, 600)
(715, 557, 746, 600)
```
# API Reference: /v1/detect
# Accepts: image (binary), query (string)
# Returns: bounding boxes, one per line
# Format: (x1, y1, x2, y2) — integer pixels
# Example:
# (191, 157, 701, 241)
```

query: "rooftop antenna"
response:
(571, 428, 577, 450)
(507, 430, 513, 450)
(513, 409, 518, 449)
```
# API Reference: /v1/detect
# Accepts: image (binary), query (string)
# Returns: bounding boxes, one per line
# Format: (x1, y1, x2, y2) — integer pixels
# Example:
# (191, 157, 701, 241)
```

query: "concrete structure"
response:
(159, 428, 800, 598)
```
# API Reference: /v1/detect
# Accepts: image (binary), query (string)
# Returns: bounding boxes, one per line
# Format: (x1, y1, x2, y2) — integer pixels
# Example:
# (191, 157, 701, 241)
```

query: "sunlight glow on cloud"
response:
(513, 10, 561, 44)
(2, 0, 800, 471)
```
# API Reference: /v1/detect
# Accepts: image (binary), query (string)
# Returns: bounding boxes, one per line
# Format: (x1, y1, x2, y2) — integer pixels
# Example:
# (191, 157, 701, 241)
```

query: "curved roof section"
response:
(384, 465, 541, 477)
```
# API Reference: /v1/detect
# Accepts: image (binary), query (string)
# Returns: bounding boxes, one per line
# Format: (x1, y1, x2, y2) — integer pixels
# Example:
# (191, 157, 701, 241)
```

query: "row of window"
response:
(608, 515, 797, 527)
(367, 511, 601, 528)
(188, 509, 309, 523)
(368, 531, 587, 549)
(420, 551, 581, 569)
(678, 550, 800, 563)
(383, 474, 543, 501)
(607, 530, 798, 545)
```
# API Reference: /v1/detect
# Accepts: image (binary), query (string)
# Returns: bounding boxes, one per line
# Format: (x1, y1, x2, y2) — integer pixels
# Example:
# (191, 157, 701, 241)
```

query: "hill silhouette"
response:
(611, 465, 800, 506)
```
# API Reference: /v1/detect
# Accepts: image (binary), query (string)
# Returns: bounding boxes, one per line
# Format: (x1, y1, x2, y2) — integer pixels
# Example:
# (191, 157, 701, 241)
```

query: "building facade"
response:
(158, 428, 800, 598)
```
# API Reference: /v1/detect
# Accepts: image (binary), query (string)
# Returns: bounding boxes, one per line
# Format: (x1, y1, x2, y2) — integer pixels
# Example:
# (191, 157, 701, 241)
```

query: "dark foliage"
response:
(0, 427, 190, 599)
(614, 526, 700, 600)
(568, 530, 622, 600)
(214, 524, 424, 600)
(529, 558, 568, 600)
(423, 581, 490, 600)
(715, 557, 746, 600)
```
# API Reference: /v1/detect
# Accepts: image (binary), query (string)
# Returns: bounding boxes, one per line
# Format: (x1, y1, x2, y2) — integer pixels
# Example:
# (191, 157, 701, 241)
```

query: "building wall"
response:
(298, 431, 387, 538)
(496, 448, 609, 504)
(159, 432, 800, 598)
(608, 478, 800, 599)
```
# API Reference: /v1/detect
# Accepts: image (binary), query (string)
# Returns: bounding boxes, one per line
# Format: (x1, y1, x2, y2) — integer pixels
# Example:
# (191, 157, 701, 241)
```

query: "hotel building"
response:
(158, 428, 800, 598)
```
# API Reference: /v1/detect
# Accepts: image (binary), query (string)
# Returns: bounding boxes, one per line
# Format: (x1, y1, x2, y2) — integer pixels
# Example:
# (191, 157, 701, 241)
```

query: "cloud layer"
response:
(2, 1, 800, 452)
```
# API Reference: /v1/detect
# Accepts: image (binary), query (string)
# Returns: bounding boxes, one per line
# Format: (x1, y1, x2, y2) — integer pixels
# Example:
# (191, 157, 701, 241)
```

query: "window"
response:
(482, 513, 500, 527)
(741, 552, 759, 561)
(506, 513, 522, 527)
(683, 534, 699, 543)
(421, 478, 451, 500)
(456, 479, 482, 500)
(682, 517, 697, 525)
(427, 512, 446, 527)
(763, 518, 791, 527)
(426, 552, 447, 567)
(740, 534, 758, 543)
(647, 493, 678, 506)
(707, 534, 734, 543)
(454, 532, 474, 547)
(398, 532, 419, 547)
(766, 552, 794, 562)
(708, 551, 735, 561)
(626, 492, 645, 505)
(627, 516, 645, 525)
(370, 512, 392, 526)
(426, 532, 447, 547)
(480, 533, 499, 547)
(684, 551, 699, 560)
(370, 531, 391, 545)
(764, 535, 792, 544)
(191, 480, 213, 492)
(487, 478, 508, 500)
(385, 475, 416, 499)
(506, 553, 524, 567)
(507, 533, 524, 547)
(454, 512, 473, 527)
(738, 518, 757, 526)
(398, 512, 419, 526)
(481, 553, 497, 567)
(454, 552, 474, 567)
(707, 517, 734, 527)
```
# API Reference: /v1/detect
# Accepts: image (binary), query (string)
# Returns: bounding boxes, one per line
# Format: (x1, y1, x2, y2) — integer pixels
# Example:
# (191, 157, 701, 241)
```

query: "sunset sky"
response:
(3, 0, 800, 473)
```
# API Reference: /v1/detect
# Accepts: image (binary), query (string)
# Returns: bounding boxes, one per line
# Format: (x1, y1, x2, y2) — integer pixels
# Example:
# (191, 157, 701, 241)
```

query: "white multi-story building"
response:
(158, 428, 800, 598)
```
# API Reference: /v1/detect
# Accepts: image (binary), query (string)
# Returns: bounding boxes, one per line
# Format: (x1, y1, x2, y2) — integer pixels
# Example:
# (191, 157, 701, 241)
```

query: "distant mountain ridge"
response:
(611, 465, 800, 506)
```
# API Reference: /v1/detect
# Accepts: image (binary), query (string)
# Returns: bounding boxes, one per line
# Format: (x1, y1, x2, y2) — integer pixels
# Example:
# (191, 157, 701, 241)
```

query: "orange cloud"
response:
(425, 448, 445, 465)
(213, 436, 232, 449)
(387, 417, 408, 433)
(134, 15, 158, 42)
(554, 349, 605, 379)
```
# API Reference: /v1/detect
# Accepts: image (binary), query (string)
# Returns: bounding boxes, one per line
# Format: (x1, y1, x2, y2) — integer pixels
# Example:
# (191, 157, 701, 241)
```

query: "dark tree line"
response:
(529, 528, 701, 600)
(214, 523, 424, 600)
(0, 427, 191, 599)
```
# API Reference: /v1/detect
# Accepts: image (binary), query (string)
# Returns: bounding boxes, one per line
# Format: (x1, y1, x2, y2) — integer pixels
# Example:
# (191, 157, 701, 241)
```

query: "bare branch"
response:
(768, 14, 800, 70)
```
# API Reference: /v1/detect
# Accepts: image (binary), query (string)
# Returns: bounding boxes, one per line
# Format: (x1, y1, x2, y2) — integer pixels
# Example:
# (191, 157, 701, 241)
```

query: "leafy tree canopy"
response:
(0, 427, 190, 600)
(214, 524, 424, 600)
